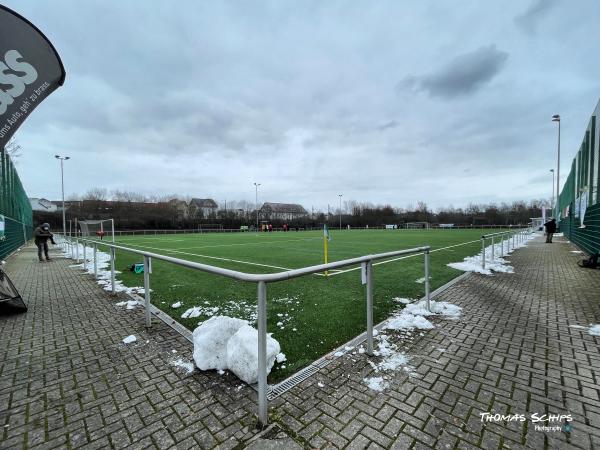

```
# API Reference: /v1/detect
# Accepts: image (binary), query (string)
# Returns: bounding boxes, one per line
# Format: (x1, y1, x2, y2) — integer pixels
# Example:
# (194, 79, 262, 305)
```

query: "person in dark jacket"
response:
(34, 223, 56, 262)
(544, 218, 557, 243)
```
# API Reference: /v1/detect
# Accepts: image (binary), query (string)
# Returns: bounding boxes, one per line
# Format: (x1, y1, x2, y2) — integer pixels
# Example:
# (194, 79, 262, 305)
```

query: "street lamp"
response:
(550, 169, 555, 212)
(552, 114, 560, 223)
(55, 155, 70, 236)
(338, 194, 342, 230)
(254, 182, 261, 230)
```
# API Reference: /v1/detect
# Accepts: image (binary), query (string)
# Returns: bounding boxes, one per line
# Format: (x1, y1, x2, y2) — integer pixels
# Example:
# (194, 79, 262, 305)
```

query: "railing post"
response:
(83, 243, 87, 270)
(500, 234, 504, 257)
(366, 260, 374, 355)
(143, 255, 152, 328)
(93, 243, 97, 278)
(257, 281, 268, 426)
(424, 250, 431, 312)
(481, 237, 486, 269)
(76, 238, 80, 263)
(491, 235, 495, 262)
(110, 247, 116, 294)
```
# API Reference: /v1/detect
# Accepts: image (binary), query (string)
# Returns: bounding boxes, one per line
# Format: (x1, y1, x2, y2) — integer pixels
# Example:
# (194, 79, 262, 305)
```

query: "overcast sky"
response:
(5, 0, 600, 211)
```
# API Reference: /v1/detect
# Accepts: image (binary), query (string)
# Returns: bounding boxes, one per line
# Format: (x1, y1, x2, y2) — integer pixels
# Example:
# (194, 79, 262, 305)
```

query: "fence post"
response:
(257, 281, 268, 426)
(481, 237, 486, 269)
(366, 260, 374, 356)
(83, 243, 86, 270)
(424, 250, 431, 312)
(143, 255, 152, 328)
(491, 235, 495, 262)
(93, 243, 97, 278)
(110, 247, 116, 294)
(76, 238, 80, 263)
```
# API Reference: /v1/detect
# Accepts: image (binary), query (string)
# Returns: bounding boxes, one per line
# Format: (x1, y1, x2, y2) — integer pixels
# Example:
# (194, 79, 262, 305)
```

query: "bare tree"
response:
(4, 138, 22, 158)
(84, 187, 108, 201)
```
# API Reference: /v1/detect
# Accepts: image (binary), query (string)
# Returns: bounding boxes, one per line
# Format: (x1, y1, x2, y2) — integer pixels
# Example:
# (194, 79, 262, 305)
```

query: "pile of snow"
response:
(387, 314, 434, 330)
(193, 316, 247, 370)
(227, 325, 281, 384)
(404, 300, 462, 318)
(192, 316, 282, 384)
(63, 243, 146, 295)
(172, 301, 182, 308)
(447, 232, 536, 275)
(123, 335, 137, 344)
(386, 300, 461, 332)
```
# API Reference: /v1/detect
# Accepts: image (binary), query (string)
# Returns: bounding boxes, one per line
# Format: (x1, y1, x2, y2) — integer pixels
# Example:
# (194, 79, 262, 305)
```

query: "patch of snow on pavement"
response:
(170, 357, 195, 375)
(116, 300, 140, 310)
(589, 325, 600, 336)
(123, 335, 137, 344)
(364, 377, 388, 392)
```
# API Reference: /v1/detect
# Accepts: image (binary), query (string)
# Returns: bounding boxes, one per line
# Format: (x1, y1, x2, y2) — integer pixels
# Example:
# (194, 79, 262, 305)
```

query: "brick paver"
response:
(0, 246, 261, 449)
(1, 236, 599, 449)
(271, 237, 600, 449)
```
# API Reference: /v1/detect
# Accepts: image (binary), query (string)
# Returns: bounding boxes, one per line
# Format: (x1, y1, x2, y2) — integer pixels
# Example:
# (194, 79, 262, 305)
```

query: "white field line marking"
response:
(117, 242, 294, 271)
(118, 236, 320, 250)
(326, 238, 482, 276)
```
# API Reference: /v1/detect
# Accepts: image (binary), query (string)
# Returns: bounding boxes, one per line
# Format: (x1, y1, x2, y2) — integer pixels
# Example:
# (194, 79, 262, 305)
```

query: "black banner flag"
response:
(0, 5, 65, 148)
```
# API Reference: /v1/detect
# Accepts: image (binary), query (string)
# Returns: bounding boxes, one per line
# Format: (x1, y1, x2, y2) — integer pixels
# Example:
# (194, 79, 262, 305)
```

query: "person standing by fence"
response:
(34, 223, 56, 262)
(544, 218, 557, 243)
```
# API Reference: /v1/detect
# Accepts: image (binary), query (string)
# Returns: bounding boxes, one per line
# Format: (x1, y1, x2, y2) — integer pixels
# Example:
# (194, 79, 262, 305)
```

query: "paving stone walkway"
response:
(1, 236, 599, 449)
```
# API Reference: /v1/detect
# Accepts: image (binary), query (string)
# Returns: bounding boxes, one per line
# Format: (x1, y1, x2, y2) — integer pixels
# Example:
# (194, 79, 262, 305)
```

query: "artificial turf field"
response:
(97, 228, 501, 381)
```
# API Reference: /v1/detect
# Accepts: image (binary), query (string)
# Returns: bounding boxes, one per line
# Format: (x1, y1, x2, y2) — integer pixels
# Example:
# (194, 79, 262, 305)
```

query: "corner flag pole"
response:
(323, 224, 330, 276)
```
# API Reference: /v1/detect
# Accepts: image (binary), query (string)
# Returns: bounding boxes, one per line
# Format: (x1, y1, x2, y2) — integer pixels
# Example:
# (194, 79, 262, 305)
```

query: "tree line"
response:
(33, 187, 548, 230)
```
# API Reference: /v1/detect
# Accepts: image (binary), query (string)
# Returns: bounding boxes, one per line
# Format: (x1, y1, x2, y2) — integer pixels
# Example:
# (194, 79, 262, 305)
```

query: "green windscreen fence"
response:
(0, 150, 33, 259)
(557, 99, 600, 255)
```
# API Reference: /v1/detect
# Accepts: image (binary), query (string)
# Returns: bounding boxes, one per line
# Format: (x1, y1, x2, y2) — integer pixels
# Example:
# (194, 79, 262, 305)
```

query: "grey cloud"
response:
(377, 121, 399, 131)
(401, 45, 509, 99)
(515, 0, 558, 34)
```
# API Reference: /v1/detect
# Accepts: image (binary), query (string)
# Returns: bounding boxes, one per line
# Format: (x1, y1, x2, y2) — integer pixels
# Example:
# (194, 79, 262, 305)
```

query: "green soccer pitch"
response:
(97, 228, 500, 381)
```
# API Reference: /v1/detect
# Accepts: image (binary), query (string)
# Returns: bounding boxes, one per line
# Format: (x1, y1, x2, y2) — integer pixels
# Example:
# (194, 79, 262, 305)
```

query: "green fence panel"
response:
(0, 150, 33, 259)
(558, 99, 600, 255)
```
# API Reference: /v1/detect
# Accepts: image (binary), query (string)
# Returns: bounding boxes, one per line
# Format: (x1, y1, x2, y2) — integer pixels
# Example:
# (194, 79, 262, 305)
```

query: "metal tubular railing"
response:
(55, 234, 432, 426)
(480, 227, 533, 269)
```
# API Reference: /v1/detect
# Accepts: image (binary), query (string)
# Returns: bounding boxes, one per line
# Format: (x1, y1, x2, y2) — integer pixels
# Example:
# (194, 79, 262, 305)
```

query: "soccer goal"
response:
(197, 223, 224, 232)
(530, 217, 544, 231)
(79, 219, 115, 242)
(405, 222, 430, 229)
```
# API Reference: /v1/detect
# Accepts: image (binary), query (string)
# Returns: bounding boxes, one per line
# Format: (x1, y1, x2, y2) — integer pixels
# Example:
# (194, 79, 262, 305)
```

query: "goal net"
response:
(405, 222, 430, 229)
(530, 217, 544, 231)
(79, 219, 115, 242)
(197, 223, 224, 232)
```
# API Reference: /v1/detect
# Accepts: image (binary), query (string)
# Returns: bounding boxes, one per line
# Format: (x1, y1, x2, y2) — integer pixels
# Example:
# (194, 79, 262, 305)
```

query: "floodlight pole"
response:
(254, 182, 261, 230)
(552, 115, 560, 223)
(55, 155, 70, 236)
(550, 169, 555, 212)
(338, 194, 342, 230)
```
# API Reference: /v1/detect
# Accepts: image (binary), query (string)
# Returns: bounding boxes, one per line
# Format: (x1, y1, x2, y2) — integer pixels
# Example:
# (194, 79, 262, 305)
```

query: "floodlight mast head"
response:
(552, 114, 560, 122)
